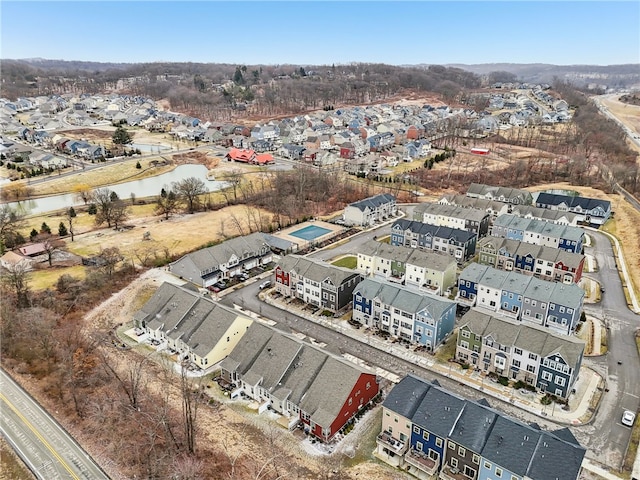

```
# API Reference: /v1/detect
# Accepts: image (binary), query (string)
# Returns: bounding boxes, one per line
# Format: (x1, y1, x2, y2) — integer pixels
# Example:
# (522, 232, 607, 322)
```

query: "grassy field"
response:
(29, 265, 87, 291)
(17, 159, 176, 197)
(332, 256, 357, 269)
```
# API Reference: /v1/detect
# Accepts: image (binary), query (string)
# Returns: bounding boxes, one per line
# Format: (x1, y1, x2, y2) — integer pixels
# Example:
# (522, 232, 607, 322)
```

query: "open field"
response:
(526, 182, 640, 297)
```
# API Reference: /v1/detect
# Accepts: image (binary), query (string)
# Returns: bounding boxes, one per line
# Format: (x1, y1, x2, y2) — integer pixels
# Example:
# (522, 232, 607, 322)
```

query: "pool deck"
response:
(272, 220, 345, 251)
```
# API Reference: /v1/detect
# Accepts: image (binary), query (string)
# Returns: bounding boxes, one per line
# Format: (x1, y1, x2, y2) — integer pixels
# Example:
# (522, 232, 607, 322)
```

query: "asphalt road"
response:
(0, 368, 109, 480)
(222, 216, 639, 468)
(572, 230, 640, 468)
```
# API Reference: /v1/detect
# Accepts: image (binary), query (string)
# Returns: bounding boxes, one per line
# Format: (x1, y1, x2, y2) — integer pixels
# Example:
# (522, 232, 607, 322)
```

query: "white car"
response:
(622, 410, 636, 427)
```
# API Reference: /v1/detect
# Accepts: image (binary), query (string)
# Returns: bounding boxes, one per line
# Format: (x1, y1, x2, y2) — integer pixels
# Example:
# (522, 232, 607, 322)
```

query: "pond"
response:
(7, 164, 227, 216)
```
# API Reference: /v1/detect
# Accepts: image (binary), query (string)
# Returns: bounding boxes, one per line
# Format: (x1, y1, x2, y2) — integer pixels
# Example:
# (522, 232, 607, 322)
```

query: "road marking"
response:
(624, 393, 639, 398)
(0, 392, 80, 480)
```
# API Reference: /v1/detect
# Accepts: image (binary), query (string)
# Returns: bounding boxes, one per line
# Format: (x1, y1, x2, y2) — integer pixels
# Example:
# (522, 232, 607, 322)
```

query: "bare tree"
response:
(91, 188, 116, 227)
(220, 169, 244, 204)
(0, 204, 24, 253)
(40, 234, 64, 267)
(98, 247, 123, 277)
(111, 199, 130, 230)
(101, 350, 151, 410)
(173, 177, 207, 214)
(155, 188, 180, 219)
(180, 364, 199, 455)
(1, 262, 31, 308)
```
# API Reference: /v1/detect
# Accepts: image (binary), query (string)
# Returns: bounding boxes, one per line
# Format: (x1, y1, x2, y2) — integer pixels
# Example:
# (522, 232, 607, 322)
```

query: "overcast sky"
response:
(2, 1, 639, 66)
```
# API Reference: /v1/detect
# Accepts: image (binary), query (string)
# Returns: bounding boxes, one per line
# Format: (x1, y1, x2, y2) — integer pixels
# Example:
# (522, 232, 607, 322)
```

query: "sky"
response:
(1, 1, 639, 66)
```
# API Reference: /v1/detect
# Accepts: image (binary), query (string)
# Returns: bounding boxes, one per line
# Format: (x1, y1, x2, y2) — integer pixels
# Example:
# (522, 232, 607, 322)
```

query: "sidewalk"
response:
(257, 293, 605, 427)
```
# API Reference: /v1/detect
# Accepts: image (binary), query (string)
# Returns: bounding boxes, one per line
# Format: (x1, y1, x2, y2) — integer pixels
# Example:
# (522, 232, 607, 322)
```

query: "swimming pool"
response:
(289, 224, 332, 241)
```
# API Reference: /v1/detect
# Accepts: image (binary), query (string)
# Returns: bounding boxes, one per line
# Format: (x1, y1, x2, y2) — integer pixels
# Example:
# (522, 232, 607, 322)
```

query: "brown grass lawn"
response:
(23, 159, 176, 197)
(527, 182, 640, 297)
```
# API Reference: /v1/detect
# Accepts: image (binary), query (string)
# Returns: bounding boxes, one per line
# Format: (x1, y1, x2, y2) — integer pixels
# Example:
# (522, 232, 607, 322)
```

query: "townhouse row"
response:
(477, 235, 585, 284)
(377, 375, 585, 480)
(456, 264, 585, 336)
(456, 309, 584, 398)
(133, 282, 379, 442)
(491, 214, 585, 253)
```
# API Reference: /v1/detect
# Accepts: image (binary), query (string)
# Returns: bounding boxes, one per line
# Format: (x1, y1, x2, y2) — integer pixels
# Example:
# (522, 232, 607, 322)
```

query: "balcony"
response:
(405, 449, 439, 476)
(455, 293, 476, 307)
(376, 430, 408, 454)
(439, 464, 472, 480)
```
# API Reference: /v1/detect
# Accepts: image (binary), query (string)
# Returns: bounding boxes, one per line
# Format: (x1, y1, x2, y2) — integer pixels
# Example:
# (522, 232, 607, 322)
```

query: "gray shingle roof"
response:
(222, 322, 376, 429)
(382, 374, 431, 419)
(414, 202, 488, 223)
(277, 255, 361, 287)
(354, 278, 455, 318)
(385, 375, 586, 479)
(348, 193, 395, 212)
(459, 309, 585, 365)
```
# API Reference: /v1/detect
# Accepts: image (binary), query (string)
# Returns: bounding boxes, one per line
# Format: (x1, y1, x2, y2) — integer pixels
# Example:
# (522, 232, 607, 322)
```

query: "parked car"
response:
(259, 280, 271, 290)
(622, 410, 636, 427)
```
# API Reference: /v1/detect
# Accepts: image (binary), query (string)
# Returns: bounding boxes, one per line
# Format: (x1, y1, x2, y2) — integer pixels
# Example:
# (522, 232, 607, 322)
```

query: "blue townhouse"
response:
(378, 375, 587, 480)
(513, 242, 540, 273)
(391, 219, 477, 262)
(537, 346, 584, 398)
(479, 416, 542, 480)
(352, 278, 456, 350)
(408, 384, 466, 478)
(498, 271, 531, 319)
(456, 263, 490, 307)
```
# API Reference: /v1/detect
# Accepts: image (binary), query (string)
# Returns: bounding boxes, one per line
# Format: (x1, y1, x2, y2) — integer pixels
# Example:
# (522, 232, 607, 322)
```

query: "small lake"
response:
(7, 164, 227, 216)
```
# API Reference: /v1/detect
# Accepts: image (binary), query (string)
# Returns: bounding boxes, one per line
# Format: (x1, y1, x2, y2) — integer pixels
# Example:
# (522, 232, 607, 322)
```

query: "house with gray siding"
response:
(275, 255, 363, 313)
(456, 309, 584, 398)
(168, 232, 273, 288)
(352, 278, 456, 350)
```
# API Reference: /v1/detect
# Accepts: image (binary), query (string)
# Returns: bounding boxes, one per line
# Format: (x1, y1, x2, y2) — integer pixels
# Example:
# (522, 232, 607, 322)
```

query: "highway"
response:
(0, 368, 110, 480)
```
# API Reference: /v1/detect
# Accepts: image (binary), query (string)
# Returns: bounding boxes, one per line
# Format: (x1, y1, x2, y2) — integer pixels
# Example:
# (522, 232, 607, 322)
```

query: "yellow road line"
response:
(0, 391, 80, 480)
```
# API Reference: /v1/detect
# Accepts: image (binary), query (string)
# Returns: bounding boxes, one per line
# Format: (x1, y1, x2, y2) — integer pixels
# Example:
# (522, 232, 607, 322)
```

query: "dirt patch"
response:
(58, 127, 115, 142)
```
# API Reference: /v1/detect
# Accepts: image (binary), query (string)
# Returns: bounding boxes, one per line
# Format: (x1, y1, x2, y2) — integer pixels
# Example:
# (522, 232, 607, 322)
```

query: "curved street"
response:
(221, 219, 640, 470)
(0, 368, 109, 480)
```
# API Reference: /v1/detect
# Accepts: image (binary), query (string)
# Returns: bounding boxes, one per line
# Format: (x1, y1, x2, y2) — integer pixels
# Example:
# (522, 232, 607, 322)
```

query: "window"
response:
(461, 330, 470, 338)
(541, 371, 552, 381)
(529, 353, 537, 360)
(496, 467, 503, 478)
(448, 441, 456, 450)
(413, 425, 420, 434)
(556, 376, 566, 386)
(416, 441, 423, 451)
(451, 458, 458, 468)
(464, 465, 476, 478)
(458, 446, 466, 457)
(484, 461, 492, 470)
(472, 454, 479, 464)
(514, 348, 522, 355)
(435, 438, 443, 448)
(423, 431, 430, 441)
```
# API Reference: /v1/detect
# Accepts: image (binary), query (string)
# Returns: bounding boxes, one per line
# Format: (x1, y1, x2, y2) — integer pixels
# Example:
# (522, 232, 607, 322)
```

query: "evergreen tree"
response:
(58, 222, 68, 236)
(112, 126, 132, 145)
